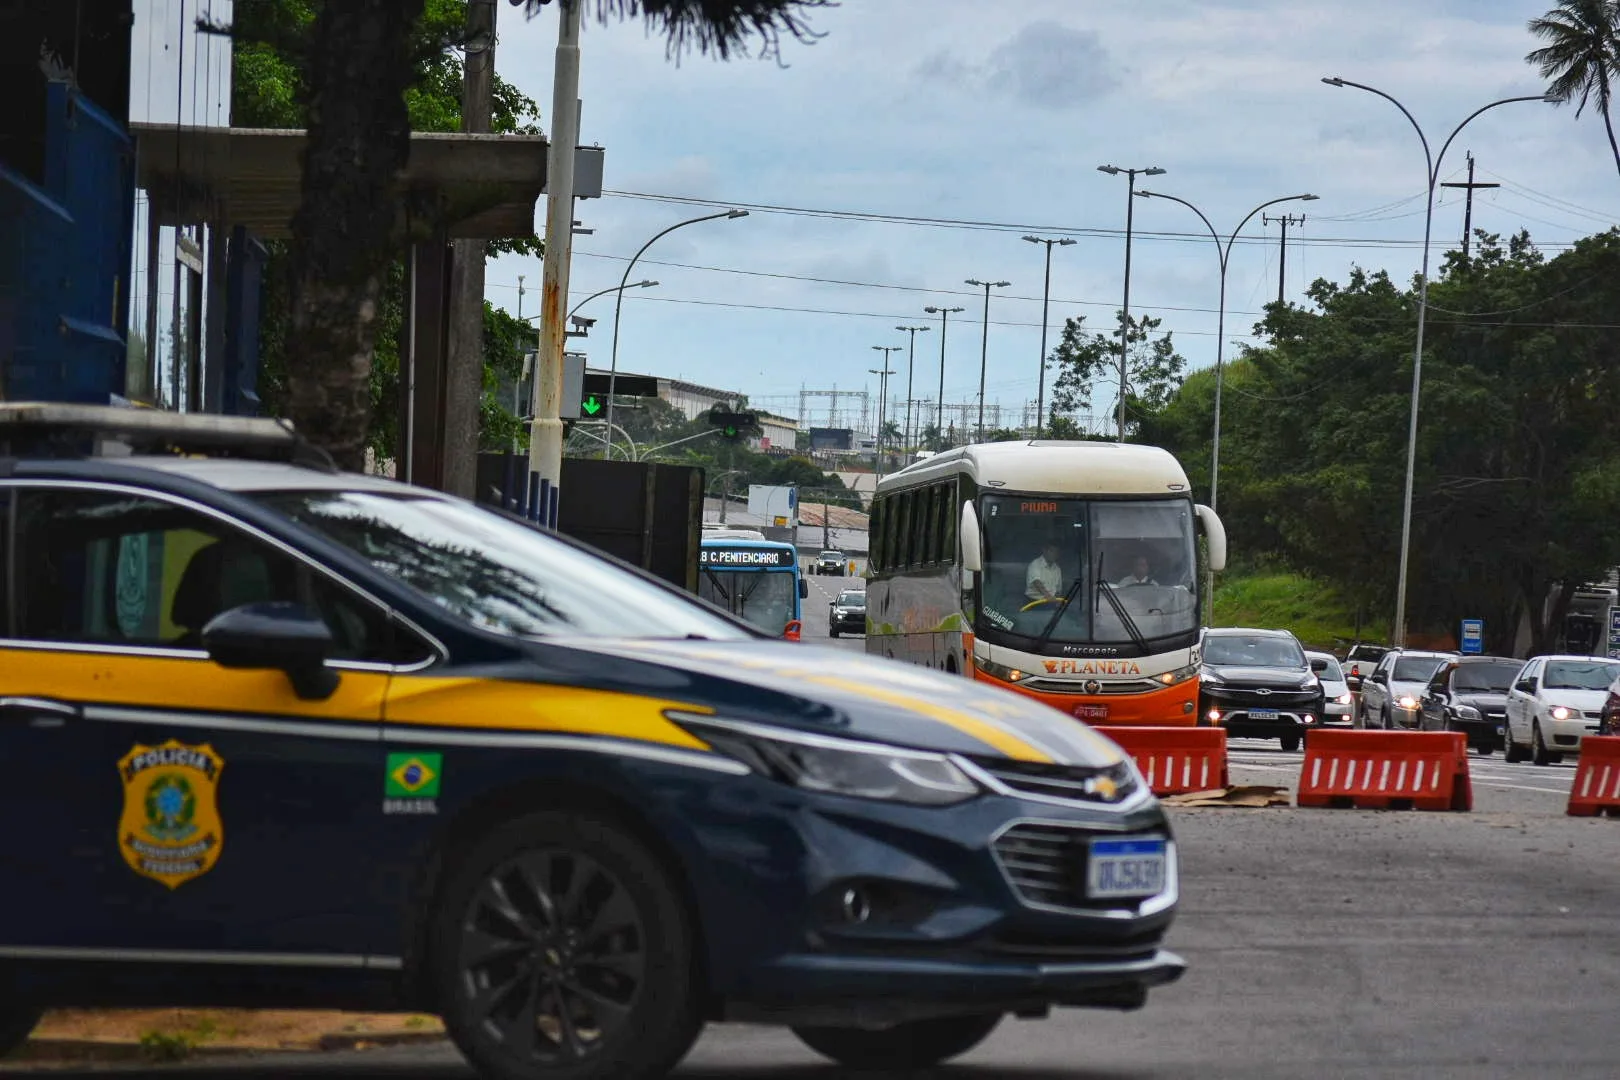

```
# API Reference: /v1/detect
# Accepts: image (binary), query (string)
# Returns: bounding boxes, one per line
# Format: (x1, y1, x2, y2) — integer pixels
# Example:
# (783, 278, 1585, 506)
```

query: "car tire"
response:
(1532, 722, 1553, 767)
(793, 1014, 1003, 1070)
(829, 626, 839, 638)
(1279, 734, 1301, 753)
(1504, 721, 1528, 763)
(0, 1006, 42, 1058)
(429, 810, 703, 1080)
(1380, 708, 1392, 731)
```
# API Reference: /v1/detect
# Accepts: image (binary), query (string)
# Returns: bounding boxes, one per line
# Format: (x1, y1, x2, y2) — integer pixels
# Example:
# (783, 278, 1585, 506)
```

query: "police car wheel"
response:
(0, 1006, 42, 1057)
(431, 811, 702, 1080)
(792, 1013, 1002, 1070)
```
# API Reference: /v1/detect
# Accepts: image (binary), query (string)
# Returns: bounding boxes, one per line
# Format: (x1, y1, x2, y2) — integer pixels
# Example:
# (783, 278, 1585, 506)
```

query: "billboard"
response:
(809, 427, 853, 451)
(747, 484, 798, 527)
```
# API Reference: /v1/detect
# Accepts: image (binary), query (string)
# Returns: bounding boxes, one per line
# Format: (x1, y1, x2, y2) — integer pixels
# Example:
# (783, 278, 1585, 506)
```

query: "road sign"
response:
(557, 353, 586, 421)
(1608, 606, 1620, 660)
(581, 395, 602, 416)
(1460, 619, 1483, 655)
(582, 372, 660, 399)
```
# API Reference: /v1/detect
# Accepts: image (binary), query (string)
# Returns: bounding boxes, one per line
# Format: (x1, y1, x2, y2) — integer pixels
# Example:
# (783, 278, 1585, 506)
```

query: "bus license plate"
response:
(1075, 704, 1108, 721)
(1087, 838, 1167, 900)
(1248, 708, 1279, 720)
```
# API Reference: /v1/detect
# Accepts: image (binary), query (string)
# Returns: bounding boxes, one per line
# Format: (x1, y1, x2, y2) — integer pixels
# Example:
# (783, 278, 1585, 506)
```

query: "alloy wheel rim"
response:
(457, 850, 646, 1063)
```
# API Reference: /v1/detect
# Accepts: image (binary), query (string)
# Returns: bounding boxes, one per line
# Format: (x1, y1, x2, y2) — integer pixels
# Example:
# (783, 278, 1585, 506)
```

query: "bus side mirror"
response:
(1196, 504, 1227, 572)
(799, 579, 808, 599)
(960, 501, 982, 573)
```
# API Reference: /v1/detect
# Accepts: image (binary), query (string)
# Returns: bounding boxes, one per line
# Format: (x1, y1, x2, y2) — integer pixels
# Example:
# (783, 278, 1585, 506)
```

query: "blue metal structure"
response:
(0, 83, 132, 403)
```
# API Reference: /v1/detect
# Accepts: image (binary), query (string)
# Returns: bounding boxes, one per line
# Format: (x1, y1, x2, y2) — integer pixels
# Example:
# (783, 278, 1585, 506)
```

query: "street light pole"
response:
(567, 279, 657, 319)
(1134, 188, 1319, 624)
(964, 279, 1010, 441)
(1097, 164, 1165, 441)
(871, 346, 902, 475)
(924, 304, 964, 448)
(1322, 77, 1552, 646)
(1022, 235, 1075, 435)
(895, 323, 931, 457)
(604, 209, 748, 456)
(868, 354, 898, 482)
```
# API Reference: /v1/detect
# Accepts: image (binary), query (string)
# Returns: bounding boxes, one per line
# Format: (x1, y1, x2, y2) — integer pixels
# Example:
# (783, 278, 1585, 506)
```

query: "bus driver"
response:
(1026, 541, 1064, 602)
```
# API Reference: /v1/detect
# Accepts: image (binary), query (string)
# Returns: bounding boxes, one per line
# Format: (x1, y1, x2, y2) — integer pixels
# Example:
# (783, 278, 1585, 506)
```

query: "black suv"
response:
(815, 550, 845, 576)
(828, 589, 866, 637)
(1199, 628, 1324, 752)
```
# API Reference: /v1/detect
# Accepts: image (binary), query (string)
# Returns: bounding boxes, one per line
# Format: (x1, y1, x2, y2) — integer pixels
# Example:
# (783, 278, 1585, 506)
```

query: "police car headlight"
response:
(1336, 693, 1354, 705)
(1551, 705, 1572, 721)
(1454, 705, 1482, 720)
(671, 715, 980, 806)
(1398, 695, 1418, 709)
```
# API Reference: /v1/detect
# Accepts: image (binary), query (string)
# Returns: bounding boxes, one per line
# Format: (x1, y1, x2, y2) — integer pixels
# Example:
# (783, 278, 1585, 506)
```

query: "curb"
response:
(7, 1031, 448, 1065)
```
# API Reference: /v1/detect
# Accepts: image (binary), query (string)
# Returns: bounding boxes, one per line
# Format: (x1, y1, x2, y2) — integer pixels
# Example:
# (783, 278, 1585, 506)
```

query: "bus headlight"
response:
(1158, 663, 1200, 687)
(977, 659, 1030, 683)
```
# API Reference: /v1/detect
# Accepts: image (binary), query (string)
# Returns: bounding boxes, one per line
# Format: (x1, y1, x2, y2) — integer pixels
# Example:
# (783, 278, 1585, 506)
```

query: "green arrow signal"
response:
(581, 396, 602, 416)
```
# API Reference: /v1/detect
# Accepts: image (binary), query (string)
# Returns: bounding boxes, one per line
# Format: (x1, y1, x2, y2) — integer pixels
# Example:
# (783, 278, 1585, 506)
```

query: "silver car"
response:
(1359, 649, 1457, 729)
(1306, 651, 1354, 727)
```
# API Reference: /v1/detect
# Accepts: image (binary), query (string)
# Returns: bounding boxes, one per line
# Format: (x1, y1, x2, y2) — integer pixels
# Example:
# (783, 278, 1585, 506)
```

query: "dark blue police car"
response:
(0, 405, 1184, 1078)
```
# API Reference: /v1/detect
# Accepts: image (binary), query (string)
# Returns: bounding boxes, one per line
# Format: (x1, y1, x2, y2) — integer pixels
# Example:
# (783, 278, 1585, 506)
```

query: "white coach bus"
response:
(864, 441, 1227, 726)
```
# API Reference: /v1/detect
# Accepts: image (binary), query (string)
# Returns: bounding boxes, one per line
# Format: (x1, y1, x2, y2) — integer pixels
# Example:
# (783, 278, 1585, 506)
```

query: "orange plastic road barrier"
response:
(1298, 729, 1471, 811)
(1567, 735, 1620, 817)
(1094, 726, 1228, 796)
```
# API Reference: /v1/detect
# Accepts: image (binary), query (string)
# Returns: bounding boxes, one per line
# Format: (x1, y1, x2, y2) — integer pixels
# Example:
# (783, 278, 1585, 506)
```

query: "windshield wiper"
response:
(1096, 560, 1151, 655)
(701, 567, 732, 602)
(1034, 573, 1089, 653)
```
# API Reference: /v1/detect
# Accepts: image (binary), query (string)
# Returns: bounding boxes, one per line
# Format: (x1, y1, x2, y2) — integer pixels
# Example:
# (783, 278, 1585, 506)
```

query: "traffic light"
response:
(708, 405, 757, 442)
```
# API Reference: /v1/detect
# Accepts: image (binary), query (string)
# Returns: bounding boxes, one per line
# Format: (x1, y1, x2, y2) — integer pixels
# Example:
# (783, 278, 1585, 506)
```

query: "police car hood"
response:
(560, 638, 1127, 767)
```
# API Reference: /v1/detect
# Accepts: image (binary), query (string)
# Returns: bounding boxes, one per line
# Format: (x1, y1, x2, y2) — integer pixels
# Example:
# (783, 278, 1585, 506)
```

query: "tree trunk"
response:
(285, 0, 424, 470)
(1605, 107, 1620, 181)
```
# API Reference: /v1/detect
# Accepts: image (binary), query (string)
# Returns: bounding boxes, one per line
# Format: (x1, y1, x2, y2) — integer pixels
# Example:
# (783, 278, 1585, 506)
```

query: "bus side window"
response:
(896, 490, 913, 569)
(869, 497, 885, 572)
(928, 483, 945, 565)
(942, 479, 958, 564)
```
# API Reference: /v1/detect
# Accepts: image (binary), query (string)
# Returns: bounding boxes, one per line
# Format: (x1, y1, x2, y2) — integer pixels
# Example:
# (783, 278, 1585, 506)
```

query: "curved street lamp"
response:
(604, 209, 749, 453)
(568, 279, 657, 319)
(1098, 164, 1165, 441)
(1134, 189, 1318, 622)
(1322, 76, 1554, 645)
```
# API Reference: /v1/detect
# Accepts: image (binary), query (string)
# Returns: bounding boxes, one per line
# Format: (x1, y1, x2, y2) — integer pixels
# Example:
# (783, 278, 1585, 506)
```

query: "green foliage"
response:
(230, 0, 543, 461)
(986, 428, 1024, 442)
(1046, 311, 1188, 439)
(1154, 227, 1620, 653)
(1212, 573, 1365, 652)
(1526, 0, 1620, 175)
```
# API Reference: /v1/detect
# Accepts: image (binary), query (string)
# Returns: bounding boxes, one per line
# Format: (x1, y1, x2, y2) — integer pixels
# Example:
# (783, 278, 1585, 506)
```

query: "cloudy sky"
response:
(478, 0, 1617, 432)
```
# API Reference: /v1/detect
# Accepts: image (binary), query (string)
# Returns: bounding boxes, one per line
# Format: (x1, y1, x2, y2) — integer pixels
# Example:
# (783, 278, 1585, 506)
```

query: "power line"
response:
(603, 189, 1583, 252)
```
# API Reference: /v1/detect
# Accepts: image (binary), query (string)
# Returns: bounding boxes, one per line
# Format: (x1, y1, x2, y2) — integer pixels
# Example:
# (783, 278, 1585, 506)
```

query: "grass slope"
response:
(1211, 572, 1372, 651)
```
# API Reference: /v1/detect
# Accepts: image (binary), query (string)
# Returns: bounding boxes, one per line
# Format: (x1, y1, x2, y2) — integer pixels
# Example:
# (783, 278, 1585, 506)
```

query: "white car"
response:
(1503, 654, 1620, 765)
(1358, 649, 1457, 730)
(1306, 650, 1354, 726)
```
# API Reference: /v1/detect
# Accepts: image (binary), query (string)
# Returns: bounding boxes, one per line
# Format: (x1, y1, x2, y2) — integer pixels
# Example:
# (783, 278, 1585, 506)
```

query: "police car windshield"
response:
(258, 491, 752, 641)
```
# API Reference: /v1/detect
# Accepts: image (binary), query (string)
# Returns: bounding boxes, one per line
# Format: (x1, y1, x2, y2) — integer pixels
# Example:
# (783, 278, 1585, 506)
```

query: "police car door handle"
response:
(0, 697, 80, 727)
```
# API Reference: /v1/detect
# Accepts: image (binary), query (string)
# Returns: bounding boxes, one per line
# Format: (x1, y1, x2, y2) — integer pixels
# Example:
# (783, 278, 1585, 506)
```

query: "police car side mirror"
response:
(202, 602, 341, 702)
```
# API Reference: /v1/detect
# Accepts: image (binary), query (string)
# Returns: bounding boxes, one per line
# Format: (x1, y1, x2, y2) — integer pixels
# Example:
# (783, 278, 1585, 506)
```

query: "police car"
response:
(0, 405, 1184, 1078)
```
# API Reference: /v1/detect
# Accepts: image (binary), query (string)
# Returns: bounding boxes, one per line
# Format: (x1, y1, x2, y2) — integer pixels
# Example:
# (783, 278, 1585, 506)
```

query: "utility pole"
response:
(529, 0, 582, 527)
(822, 492, 831, 550)
(964, 279, 1010, 442)
(870, 347, 900, 479)
(1262, 212, 1306, 305)
(444, 0, 497, 498)
(1439, 152, 1498, 260)
(924, 305, 964, 448)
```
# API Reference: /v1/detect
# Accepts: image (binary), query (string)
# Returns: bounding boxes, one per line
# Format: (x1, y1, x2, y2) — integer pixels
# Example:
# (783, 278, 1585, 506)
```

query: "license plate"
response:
(1087, 838, 1168, 900)
(1075, 703, 1108, 721)
(1248, 708, 1279, 720)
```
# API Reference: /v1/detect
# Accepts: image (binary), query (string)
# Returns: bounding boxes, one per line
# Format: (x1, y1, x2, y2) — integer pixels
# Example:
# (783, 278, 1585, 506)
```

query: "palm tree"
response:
(1527, 0, 1620, 178)
(285, 0, 830, 468)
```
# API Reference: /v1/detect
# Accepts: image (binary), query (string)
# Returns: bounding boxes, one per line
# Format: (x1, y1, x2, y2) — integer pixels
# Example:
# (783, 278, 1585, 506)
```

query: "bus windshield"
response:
(698, 568, 797, 636)
(978, 495, 1198, 648)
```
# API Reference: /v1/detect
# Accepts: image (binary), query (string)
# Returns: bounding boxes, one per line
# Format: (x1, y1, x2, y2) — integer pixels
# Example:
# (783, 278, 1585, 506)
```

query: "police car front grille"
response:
(968, 756, 1137, 804)
(992, 823, 1086, 908)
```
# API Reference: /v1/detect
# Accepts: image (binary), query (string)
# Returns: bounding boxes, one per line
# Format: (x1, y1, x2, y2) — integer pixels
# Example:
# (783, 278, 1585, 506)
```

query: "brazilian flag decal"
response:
(385, 752, 442, 798)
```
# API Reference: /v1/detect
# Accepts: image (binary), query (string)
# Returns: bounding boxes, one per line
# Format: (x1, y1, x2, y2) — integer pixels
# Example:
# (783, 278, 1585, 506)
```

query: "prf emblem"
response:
(117, 741, 225, 889)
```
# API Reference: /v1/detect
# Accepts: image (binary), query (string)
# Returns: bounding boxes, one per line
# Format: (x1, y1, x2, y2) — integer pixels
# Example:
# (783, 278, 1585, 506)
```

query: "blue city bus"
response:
(698, 535, 807, 640)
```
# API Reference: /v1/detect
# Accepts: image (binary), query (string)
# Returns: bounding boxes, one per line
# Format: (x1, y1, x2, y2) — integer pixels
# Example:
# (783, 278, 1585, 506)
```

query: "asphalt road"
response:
(13, 599, 1620, 1079)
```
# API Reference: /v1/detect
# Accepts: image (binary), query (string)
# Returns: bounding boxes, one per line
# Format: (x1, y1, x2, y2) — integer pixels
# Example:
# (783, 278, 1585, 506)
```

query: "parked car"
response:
(1305, 651, 1354, 727)
(815, 550, 846, 575)
(1600, 672, 1620, 735)
(1417, 655, 1522, 754)
(828, 589, 866, 637)
(1504, 655, 1620, 765)
(1358, 649, 1456, 730)
(1340, 643, 1390, 695)
(1199, 628, 1324, 752)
